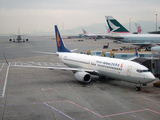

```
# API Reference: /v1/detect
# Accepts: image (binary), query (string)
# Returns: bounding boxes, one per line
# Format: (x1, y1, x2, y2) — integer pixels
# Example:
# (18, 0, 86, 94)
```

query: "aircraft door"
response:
(127, 66, 132, 76)
(88, 61, 93, 68)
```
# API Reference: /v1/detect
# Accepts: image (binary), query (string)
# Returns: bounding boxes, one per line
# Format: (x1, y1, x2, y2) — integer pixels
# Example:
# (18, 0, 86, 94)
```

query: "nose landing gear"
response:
(135, 83, 142, 91)
(135, 86, 141, 91)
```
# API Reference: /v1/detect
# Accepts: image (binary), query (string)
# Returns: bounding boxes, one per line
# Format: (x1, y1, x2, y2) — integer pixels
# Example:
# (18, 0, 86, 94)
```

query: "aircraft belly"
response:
(98, 70, 151, 84)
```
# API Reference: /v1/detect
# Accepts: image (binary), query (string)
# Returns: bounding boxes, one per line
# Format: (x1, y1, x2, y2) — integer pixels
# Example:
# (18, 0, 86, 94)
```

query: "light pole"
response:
(129, 17, 131, 33)
(155, 13, 158, 33)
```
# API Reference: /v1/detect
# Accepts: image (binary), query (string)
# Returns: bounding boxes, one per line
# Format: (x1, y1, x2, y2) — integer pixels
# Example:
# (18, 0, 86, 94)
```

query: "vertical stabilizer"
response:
(82, 29, 87, 34)
(55, 25, 71, 53)
(135, 23, 142, 34)
(105, 16, 130, 33)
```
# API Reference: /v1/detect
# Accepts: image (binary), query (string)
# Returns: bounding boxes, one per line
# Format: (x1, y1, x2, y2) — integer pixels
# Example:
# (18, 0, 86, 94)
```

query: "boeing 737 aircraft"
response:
(10, 25, 155, 91)
(105, 16, 160, 49)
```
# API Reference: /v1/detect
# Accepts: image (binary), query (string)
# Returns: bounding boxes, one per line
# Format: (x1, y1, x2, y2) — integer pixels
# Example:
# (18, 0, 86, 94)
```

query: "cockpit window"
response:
(137, 69, 148, 73)
(142, 70, 148, 72)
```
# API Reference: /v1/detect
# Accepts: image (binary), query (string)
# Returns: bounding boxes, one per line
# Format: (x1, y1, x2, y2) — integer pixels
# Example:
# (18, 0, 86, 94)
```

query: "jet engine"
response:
(74, 71, 91, 83)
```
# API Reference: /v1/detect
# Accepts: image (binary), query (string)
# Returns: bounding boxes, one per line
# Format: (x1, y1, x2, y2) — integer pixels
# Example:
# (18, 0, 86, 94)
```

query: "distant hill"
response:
(61, 20, 160, 36)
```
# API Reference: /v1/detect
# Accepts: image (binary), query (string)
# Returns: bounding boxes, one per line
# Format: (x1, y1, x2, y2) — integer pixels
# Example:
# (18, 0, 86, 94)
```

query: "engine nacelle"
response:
(74, 71, 91, 83)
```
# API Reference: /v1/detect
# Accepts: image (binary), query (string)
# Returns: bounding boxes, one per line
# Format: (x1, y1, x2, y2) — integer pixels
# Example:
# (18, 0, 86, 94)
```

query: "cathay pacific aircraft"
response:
(105, 16, 160, 49)
(10, 25, 155, 91)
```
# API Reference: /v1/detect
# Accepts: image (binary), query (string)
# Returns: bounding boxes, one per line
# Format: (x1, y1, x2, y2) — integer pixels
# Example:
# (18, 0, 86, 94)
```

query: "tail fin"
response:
(55, 25, 71, 53)
(82, 29, 87, 34)
(135, 23, 142, 34)
(105, 16, 130, 33)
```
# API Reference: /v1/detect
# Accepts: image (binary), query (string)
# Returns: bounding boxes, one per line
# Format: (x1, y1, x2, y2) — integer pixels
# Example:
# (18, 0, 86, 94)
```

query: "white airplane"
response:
(9, 27, 28, 42)
(82, 28, 108, 39)
(10, 25, 155, 91)
(105, 16, 160, 49)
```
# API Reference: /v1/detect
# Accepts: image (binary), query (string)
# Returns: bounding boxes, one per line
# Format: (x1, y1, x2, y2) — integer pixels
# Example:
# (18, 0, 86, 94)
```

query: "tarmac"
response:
(0, 36, 160, 120)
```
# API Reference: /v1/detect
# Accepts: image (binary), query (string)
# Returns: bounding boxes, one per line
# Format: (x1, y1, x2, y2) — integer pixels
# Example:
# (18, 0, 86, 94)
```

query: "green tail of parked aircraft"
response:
(105, 16, 130, 33)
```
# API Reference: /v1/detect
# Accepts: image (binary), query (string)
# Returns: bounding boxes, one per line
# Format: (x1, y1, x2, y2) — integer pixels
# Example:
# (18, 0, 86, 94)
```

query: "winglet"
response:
(3, 53, 9, 65)
(135, 47, 139, 57)
(127, 47, 139, 61)
(55, 25, 71, 53)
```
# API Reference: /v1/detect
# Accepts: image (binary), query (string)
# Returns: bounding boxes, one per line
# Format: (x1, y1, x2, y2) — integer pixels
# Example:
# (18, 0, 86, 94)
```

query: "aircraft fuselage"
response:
(120, 34, 160, 44)
(58, 52, 155, 84)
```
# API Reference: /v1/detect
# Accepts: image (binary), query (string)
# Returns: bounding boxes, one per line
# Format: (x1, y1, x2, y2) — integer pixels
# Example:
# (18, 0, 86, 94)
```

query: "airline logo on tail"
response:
(108, 19, 120, 32)
(135, 23, 142, 34)
(107, 28, 110, 33)
(105, 16, 130, 33)
(82, 29, 87, 34)
(57, 32, 61, 47)
(138, 26, 142, 34)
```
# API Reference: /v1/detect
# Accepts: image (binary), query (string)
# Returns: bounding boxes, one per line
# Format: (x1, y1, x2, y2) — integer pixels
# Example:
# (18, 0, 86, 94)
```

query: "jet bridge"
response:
(133, 57, 160, 78)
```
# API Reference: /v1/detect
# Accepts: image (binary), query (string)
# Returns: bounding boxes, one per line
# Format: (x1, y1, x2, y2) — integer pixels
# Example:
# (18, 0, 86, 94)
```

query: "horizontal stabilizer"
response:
(31, 51, 57, 55)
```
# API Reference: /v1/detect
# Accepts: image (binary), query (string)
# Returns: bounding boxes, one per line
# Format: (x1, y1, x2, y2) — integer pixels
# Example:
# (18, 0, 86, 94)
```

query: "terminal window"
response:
(140, 54, 144, 57)
(121, 55, 127, 57)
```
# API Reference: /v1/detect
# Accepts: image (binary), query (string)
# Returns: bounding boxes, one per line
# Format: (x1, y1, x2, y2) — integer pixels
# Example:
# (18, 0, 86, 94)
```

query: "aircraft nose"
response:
(145, 72, 155, 83)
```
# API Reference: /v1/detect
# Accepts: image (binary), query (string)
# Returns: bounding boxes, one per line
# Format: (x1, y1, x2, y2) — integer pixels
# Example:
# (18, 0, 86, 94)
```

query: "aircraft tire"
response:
(135, 86, 141, 91)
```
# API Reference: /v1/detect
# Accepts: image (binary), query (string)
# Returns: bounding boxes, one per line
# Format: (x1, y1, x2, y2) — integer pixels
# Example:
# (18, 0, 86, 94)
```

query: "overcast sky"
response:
(0, 0, 160, 34)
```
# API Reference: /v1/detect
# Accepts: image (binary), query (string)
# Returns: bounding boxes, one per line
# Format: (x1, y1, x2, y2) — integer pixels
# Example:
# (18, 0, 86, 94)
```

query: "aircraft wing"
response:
(32, 49, 78, 54)
(31, 51, 57, 54)
(127, 56, 138, 61)
(10, 34, 28, 37)
(10, 64, 97, 73)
